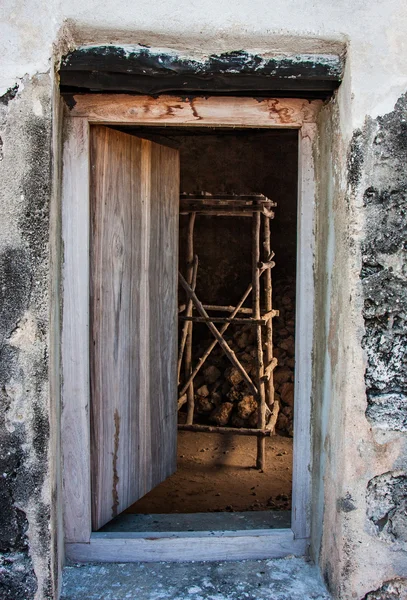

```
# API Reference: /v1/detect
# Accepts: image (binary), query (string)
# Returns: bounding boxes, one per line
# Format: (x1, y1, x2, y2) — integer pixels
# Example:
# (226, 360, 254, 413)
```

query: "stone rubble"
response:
(180, 276, 295, 436)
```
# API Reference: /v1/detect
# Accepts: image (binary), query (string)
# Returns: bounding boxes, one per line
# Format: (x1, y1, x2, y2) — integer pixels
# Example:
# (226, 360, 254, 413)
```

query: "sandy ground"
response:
(128, 431, 292, 513)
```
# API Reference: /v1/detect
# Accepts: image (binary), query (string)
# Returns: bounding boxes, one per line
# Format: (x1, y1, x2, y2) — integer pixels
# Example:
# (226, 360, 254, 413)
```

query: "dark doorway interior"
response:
(118, 127, 299, 517)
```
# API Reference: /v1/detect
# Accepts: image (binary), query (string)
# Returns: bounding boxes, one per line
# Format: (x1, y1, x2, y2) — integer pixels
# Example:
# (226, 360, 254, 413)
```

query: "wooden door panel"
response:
(90, 126, 179, 530)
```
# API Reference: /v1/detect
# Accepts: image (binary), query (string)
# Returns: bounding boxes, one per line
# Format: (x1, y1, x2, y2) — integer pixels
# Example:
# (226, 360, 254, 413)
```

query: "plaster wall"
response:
(1, 1, 407, 599)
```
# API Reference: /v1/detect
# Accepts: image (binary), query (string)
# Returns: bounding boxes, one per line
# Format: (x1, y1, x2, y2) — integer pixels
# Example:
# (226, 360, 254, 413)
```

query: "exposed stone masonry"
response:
(360, 93, 407, 431)
(0, 78, 53, 599)
(366, 471, 407, 549)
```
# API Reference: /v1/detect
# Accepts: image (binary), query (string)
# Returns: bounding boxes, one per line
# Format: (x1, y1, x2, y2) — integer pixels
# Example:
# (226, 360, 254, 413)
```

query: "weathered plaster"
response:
(2, 0, 407, 127)
(312, 91, 407, 599)
(0, 76, 54, 599)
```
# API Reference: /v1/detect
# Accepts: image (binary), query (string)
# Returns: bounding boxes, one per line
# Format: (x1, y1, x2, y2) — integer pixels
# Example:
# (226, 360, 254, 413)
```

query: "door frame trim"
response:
(61, 94, 320, 556)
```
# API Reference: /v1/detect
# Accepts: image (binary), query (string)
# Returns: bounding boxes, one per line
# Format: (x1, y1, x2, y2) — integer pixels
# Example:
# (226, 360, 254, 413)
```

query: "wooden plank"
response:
(291, 124, 316, 540)
(68, 95, 322, 128)
(61, 116, 92, 544)
(66, 530, 308, 563)
(90, 127, 179, 530)
(148, 139, 180, 484)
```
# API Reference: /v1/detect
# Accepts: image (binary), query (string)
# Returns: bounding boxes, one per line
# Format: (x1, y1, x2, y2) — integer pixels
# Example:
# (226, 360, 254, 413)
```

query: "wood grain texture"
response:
(90, 126, 179, 530)
(291, 124, 316, 540)
(61, 116, 92, 543)
(62, 101, 314, 552)
(68, 95, 322, 128)
(66, 529, 308, 562)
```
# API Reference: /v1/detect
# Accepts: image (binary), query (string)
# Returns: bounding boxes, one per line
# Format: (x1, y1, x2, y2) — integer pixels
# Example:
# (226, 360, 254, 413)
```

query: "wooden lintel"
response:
(66, 95, 322, 128)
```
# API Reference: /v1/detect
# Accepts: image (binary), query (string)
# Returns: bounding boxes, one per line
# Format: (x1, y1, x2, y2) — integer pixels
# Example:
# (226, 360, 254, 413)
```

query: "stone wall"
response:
(0, 76, 55, 599)
(313, 90, 407, 600)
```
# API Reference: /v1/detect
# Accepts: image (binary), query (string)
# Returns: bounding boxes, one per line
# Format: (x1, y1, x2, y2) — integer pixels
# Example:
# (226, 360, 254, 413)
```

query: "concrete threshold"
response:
(61, 557, 330, 600)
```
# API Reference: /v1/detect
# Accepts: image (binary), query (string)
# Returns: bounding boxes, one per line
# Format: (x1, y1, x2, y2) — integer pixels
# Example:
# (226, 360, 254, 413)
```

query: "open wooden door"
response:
(90, 126, 179, 530)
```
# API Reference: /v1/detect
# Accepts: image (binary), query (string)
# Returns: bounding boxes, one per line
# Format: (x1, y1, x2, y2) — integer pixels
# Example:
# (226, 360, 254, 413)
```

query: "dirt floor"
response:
(128, 431, 292, 514)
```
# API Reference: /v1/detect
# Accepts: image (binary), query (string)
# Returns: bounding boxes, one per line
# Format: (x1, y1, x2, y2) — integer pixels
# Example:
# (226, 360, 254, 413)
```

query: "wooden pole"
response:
(179, 273, 258, 397)
(177, 255, 198, 385)
(178, 283, 253, 400)
(185, 213, 196, 425)
(178, 264, 270, 400)
(253, 210, 266, 471)
(202, 304, 253, 314)
(263, 214, 278, 434)
(179, 314, 275, 325)
(178, 424, 271, 436)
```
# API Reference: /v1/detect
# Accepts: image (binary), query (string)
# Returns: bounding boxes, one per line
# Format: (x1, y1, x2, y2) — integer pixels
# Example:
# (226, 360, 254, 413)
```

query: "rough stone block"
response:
(362, 578, 407, 599)
(366, 471, 407, 550)
(210, 402, 233, 426)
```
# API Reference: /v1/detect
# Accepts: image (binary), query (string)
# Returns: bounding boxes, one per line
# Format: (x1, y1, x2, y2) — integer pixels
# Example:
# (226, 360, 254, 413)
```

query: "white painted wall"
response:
(1, 0, 407, 134)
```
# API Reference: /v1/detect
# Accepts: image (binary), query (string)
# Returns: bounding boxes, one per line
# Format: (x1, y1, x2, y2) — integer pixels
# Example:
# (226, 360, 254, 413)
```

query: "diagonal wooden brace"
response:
(178, 280, 255, 399)
(177, 255, 198, 384)
(178, 272, 258, 397)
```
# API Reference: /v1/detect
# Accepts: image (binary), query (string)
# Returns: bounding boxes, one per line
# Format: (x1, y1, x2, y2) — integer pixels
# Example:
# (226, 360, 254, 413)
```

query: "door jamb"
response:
(61, 94, 320, 559)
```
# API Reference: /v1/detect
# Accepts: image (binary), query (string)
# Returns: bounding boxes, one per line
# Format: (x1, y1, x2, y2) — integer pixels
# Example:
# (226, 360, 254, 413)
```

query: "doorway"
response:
(61, 95, 317, 561)
(89, 126, 297, 528)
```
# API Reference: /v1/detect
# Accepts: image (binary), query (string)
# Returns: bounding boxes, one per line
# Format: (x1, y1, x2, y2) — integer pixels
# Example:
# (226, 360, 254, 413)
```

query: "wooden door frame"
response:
(61, 95, 321, 561)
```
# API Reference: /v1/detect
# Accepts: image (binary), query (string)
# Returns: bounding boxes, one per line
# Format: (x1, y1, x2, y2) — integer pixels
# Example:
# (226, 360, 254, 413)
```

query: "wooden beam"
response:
(60, 46, 343, 99)
(66, 530, 308, 563)
(61, 116, 92, 544)
(66, 95, 322, 128)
